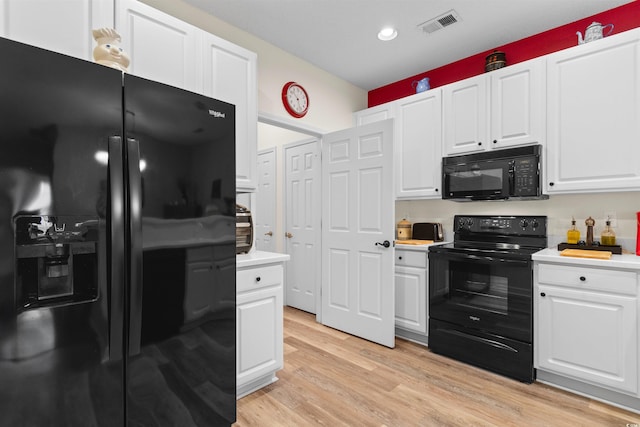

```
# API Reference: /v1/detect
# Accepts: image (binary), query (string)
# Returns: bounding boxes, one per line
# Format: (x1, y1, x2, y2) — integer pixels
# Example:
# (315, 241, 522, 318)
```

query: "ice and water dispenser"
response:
(15, 215, 99, 310)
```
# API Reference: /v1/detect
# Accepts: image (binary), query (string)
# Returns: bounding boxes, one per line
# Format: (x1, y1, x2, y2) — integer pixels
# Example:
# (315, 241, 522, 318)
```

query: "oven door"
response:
(442, 158, 511, 200)
(429, 249, 532, 342)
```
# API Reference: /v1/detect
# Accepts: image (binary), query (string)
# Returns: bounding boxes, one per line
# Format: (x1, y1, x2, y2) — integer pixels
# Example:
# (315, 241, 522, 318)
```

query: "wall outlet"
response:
(604, 211, 617, 227)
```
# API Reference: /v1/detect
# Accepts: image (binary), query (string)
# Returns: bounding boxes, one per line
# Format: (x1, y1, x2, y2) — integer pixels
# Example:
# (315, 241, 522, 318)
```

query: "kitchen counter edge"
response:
(395, 241, 450, 252)
(533, 248, 640, 270)
(237, 250, 291, 268)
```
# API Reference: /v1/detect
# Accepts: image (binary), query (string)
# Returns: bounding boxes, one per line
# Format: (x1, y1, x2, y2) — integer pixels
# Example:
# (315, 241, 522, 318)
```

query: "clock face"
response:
(282, 82, 309, 118)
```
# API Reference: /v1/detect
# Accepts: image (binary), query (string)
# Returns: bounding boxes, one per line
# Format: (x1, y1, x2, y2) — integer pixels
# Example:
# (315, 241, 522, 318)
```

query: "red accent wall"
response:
(368, 1, 640, 107)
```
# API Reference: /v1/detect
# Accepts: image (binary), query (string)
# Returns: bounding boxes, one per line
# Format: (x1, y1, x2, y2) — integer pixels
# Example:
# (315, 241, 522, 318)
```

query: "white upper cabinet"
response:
(202, 33, 257, 191)
(443, 74, 488, 155)
(443, 58, 544, 156)
(490, 58, 545, 150)
(546, 28, 640, 194)
(116, 0, 198, 93)
(395, 90, 442, 199)
(0, 0, 113, 61)
(353, 101, 395, 126)
(116, 0, 258, 191)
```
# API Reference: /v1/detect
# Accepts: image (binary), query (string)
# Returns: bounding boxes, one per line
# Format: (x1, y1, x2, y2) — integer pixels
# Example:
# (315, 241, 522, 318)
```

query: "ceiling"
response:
(183, 0, 632, 91)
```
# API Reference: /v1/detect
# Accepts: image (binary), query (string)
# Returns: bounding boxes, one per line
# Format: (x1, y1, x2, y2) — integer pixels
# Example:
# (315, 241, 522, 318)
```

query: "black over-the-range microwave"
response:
(442, 144, 548, 201)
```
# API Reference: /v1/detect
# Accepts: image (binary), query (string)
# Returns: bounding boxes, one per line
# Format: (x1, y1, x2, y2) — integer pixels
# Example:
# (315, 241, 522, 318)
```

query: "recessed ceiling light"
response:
(378, 27, 397, 41)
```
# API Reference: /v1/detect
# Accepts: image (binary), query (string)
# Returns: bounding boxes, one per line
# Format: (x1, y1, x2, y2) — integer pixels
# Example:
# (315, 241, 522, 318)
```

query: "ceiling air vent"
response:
(418, 9, 461, 35)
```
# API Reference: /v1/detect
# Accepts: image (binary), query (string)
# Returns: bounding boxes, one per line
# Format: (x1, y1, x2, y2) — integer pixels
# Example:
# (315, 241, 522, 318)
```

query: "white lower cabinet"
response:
(236, 259, 284, 398)
(394, 249, 428, 343)
(535, 261, 639, 396)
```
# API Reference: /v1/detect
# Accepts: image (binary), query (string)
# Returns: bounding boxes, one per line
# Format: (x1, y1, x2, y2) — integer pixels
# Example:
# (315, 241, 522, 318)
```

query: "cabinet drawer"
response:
(537, 263, 637, 296)
(237, 264, 283, 293)
(395, 250, 427, 268)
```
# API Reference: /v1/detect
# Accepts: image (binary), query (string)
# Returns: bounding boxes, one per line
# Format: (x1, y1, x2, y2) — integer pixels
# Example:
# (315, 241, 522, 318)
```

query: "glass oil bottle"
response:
(601, 217, 616, 246)
(566, 216, 580, 244)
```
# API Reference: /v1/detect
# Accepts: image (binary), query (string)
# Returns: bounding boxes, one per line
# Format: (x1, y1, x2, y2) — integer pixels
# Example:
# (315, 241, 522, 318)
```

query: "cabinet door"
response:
(546, 29, 640, 193)
(490, 58, 545, 149)
(395, 90, 442, 199)
(184, 260, 214, 322)
(236, 285, 283, 388)
(536, 285, 638, 395)
(353, 102, 395, 126)
(0, 0, 113, 60)
(202, 33, 257, 191)
(443, 75, 488, 155)
(394, 265, 427, 334)
(213, 252, 236, 311)
(116, 0, 198, 92)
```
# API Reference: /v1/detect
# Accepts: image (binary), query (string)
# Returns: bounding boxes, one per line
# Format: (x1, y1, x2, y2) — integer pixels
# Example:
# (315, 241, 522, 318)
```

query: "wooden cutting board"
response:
(560, 249, 612, 259)
(396, 239, 434, 245)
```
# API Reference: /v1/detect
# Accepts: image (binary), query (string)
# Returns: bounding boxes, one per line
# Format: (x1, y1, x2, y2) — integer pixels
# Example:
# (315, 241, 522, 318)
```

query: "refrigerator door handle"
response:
(126, 137, 143, 356)
(108, 136, 125, 361)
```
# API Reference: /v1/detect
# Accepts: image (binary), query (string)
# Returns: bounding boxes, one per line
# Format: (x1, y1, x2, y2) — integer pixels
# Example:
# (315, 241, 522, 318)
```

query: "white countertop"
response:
(395, 241, 450, 252)
(533, 248, 640, 270)
(237, 250, 290, 268)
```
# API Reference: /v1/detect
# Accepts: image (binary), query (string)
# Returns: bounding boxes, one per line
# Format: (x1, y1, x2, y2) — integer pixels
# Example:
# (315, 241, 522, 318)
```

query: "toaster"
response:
(412, 222, 444, 242)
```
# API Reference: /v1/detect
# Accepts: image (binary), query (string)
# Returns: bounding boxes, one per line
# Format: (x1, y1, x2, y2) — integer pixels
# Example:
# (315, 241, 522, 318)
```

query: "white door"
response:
(321, 119, 395, 348)
(284, 140, 321, 314)
(256, 148, 276, 252)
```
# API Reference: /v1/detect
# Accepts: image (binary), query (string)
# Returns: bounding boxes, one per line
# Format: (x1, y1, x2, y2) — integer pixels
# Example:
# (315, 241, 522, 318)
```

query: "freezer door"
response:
(123, 74, 237, 426)
(0, 37, 125, 426)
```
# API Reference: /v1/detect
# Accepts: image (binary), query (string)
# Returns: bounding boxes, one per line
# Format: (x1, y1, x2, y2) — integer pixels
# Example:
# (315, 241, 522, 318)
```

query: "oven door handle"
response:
(441, 328, 519, 353)
(435, 252, 530, 266)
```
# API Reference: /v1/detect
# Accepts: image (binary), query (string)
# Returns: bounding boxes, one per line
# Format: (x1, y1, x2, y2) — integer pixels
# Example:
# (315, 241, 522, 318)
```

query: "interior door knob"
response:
(375, 240, 391, 248)
(285, 232, 293, 238)
(265, 231, 273, 236)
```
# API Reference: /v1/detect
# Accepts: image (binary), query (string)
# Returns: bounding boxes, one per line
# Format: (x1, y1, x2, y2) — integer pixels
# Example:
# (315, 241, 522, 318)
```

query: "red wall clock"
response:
(281, 81, 309, 118)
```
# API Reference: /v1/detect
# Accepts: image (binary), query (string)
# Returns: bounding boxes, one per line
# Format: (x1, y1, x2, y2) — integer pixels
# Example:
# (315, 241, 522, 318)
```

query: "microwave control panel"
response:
(513, 157, 539, 196)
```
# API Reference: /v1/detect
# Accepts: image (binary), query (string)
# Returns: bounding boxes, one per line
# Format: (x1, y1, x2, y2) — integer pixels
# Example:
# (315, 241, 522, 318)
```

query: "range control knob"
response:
(467, 218, 474, 227)
(531, 219, 539, 229)
(519, 219, 529, 228)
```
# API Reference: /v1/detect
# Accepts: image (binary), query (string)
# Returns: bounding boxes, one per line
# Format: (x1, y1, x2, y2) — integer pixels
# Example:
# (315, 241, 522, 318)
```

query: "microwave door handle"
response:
(508, 161, 515, 195)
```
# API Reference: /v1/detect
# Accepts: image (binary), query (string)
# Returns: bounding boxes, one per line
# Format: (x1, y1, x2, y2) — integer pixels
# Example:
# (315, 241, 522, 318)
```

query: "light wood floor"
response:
(235, 307, 640, 426)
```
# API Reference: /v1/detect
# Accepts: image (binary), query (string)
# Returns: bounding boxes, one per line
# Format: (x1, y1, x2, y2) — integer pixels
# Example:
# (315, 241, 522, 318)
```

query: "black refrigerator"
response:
(0, 37, 237, 426)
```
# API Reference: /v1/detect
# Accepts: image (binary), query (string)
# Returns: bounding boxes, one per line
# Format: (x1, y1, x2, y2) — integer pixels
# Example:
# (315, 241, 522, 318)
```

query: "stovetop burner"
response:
(430, 214, 548, 258)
